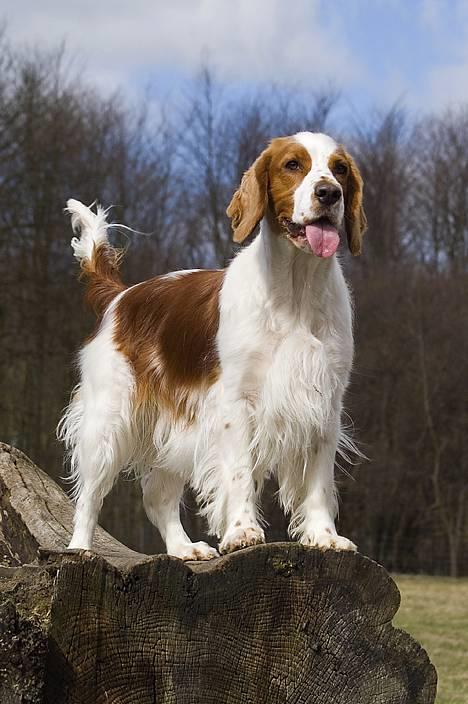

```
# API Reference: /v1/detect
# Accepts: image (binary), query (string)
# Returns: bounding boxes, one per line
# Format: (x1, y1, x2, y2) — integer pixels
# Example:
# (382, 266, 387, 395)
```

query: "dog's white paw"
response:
(219, 525, 265, 554)
(300, 530, 357, 552)
(68, 537, 92, 550)
(168, 541, 219, 561)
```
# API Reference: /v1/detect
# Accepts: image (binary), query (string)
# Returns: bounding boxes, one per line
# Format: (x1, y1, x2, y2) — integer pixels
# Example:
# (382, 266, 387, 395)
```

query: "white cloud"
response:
(4, 0, 360, 93)
(6, 0, 468, 113)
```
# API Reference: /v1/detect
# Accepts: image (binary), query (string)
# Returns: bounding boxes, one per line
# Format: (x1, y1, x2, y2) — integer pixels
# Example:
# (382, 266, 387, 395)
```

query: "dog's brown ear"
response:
(344, 151, 367, 256)
(227, 149, 270, 243)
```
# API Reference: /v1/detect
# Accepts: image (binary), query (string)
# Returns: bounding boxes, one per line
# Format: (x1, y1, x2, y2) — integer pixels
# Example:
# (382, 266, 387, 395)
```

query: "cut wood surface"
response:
(0, 443, 437, 703)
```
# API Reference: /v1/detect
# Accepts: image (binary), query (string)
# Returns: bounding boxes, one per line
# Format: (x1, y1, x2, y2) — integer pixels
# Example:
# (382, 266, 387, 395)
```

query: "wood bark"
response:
(0, 443, 437, 703)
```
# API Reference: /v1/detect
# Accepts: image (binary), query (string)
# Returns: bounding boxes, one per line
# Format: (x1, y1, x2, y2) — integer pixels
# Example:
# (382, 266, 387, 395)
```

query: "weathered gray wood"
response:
(0, 443, 146, 569)
(0, 444, 437, 703)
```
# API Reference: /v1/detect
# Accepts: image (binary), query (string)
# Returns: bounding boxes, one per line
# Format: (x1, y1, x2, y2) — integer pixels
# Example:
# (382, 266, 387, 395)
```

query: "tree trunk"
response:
(0, 443, 437, 704)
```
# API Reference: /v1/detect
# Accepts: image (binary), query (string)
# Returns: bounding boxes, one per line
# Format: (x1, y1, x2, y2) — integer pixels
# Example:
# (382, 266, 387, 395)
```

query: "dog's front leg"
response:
(216, 398, 265, 554)
(284, 419, 357, 552)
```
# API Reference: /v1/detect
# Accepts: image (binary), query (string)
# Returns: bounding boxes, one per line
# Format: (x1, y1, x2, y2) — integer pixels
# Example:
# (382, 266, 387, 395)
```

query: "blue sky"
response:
(4, 0, 468, 117)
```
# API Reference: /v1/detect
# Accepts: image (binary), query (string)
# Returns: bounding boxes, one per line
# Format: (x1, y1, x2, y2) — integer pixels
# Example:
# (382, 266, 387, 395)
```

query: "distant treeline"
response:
(1, 35, 466, 575)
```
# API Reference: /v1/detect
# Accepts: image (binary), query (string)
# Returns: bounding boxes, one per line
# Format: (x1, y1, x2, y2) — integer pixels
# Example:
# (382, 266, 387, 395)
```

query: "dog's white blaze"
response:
(292, 132, 345, 226)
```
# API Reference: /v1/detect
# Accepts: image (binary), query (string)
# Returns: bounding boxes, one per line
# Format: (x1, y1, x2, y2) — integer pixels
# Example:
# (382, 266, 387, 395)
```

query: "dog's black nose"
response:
(314, 182, 341, 206)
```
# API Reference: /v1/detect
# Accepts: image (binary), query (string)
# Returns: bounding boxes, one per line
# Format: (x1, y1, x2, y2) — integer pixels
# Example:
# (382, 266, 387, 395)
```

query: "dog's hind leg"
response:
(58, 314, 134, 550)
(66, 418, 129, 550)
(141, 468, 219, 561)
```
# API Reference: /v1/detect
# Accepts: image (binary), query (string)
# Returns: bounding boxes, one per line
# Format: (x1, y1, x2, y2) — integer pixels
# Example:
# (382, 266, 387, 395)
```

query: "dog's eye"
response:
(334, 162, 348, 175)
(285, 160, 300, 171)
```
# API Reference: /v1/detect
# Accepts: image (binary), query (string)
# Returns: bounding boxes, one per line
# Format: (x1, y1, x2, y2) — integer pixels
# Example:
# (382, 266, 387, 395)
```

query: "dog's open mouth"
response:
(282, 217, 340, 258)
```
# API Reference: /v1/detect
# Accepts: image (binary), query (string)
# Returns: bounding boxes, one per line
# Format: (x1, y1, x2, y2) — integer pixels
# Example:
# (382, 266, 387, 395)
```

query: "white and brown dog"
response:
(59, 131, 366, 560)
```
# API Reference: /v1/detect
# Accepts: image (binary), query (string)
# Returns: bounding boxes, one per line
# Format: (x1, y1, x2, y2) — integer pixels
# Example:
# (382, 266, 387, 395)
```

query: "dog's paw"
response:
(300, 530, 357, 552)
(168, 541, 219, 561)
(68, 538, 92, 550)
(219, 525, 265, 554)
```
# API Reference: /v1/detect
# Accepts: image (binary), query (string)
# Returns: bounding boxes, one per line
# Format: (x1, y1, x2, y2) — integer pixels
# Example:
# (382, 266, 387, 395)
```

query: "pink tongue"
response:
(305, 223, 340, 258)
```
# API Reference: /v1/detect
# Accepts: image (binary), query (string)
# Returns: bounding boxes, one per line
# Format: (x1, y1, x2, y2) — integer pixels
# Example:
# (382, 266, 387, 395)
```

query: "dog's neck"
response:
(253, 214, 336, 319)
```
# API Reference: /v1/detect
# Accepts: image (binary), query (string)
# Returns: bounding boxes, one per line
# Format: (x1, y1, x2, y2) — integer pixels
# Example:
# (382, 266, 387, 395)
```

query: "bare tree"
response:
(351, 106, 410, 265)
(410, 108, 468, 271)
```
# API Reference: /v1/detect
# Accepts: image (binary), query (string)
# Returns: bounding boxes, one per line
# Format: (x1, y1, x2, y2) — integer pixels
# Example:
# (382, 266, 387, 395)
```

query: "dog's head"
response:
(227, 132, 367, 257)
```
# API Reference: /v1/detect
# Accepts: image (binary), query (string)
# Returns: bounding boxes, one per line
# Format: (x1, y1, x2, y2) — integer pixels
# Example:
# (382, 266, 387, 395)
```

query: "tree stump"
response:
(0, 443, 437, 703)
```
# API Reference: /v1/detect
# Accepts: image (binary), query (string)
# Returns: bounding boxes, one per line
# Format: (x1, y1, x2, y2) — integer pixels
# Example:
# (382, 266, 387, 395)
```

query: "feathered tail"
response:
(65, 199, 126, 317)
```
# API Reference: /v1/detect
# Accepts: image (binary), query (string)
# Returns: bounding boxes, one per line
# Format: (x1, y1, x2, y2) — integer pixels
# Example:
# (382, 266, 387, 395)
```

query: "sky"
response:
(3, 0, 468, 117)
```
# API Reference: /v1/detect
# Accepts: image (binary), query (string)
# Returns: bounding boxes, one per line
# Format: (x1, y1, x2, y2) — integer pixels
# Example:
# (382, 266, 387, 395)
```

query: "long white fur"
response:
(59, 132, 358, 558)
(66, 199, 110, 262)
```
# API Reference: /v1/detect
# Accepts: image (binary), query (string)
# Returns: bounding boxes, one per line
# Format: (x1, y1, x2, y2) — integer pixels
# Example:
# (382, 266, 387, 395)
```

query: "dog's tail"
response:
(65, 199, 126, 317)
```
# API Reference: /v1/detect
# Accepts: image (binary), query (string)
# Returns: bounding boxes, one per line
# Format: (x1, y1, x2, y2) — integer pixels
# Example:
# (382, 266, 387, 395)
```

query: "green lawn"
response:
(393, 574, 468, 704)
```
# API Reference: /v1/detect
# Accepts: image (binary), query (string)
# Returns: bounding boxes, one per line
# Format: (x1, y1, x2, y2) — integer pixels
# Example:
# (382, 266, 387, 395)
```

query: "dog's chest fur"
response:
(253, 313, 346, 436)
(218, 250, 353, 467)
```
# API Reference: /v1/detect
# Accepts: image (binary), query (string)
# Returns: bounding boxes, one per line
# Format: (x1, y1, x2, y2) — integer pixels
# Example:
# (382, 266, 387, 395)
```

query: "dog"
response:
(58, 131, 366, 560)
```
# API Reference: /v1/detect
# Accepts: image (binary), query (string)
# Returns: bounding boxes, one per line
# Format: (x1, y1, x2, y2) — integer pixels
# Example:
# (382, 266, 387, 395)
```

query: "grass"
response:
(393, 574, 468, 704)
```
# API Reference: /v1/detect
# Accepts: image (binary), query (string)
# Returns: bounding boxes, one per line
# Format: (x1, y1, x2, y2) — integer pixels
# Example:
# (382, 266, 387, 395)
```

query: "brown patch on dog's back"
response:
(114, 270, 224, 417)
